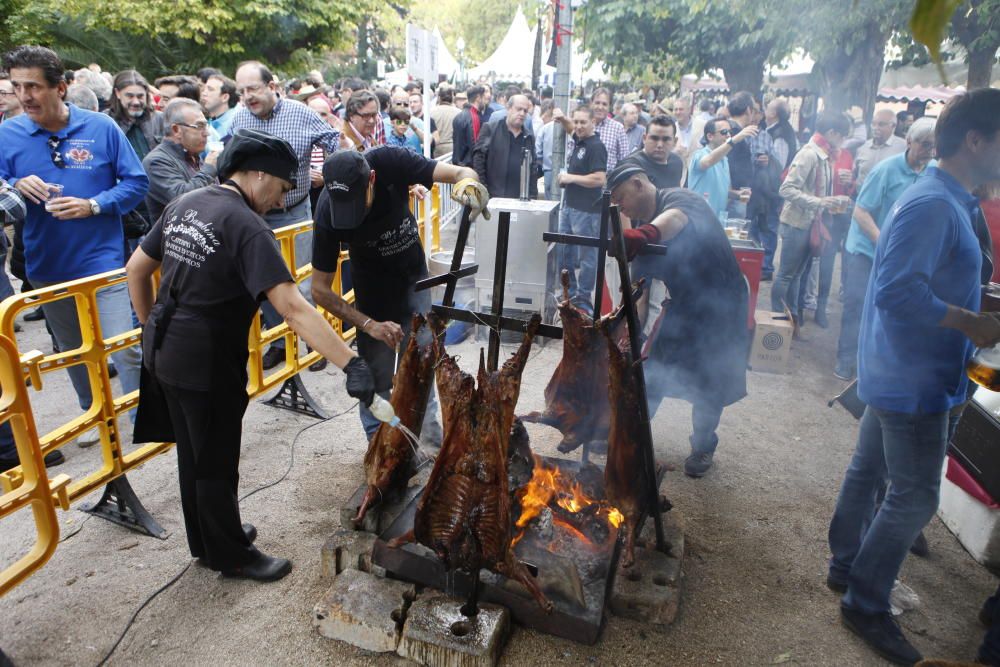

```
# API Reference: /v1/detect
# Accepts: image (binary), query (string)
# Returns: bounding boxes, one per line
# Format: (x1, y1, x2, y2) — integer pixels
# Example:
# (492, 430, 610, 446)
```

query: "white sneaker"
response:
(77, 428, 100, 448)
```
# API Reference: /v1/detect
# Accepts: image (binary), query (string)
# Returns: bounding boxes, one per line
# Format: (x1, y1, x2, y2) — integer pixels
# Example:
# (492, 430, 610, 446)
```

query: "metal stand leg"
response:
(81, 474, 167, 539)
(263, 374, 330, 419)
(460, 567, 482, 617)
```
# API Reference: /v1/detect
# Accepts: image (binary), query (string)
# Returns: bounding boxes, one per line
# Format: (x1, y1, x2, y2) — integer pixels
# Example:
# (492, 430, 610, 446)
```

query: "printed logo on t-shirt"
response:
(576, 147, 586, 159)
(162, 208, 222, 269)
(62, 138, 98, 170)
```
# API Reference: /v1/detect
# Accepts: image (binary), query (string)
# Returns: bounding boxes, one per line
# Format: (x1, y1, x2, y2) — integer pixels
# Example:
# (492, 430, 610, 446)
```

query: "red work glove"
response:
(621, 224, 661, 260)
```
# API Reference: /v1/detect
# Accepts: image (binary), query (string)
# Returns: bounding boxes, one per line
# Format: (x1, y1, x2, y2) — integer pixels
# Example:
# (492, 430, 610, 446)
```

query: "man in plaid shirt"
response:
(231, 61, 340, 368)
(554, 88, 630, 172)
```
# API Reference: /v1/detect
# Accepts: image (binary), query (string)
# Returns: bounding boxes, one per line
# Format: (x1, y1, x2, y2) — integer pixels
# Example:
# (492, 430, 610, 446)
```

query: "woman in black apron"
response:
(608, 164, 749, 479)
(126, 129, 375, 582)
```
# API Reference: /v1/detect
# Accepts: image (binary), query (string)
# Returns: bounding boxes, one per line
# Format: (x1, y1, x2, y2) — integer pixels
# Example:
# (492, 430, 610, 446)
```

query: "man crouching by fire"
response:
(607, 163, 749, 478)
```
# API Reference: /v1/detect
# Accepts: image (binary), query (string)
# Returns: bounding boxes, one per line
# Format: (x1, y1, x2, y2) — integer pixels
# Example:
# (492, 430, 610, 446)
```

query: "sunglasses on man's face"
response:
(717, 129, 731, 136)
(47, 136, 65, 169)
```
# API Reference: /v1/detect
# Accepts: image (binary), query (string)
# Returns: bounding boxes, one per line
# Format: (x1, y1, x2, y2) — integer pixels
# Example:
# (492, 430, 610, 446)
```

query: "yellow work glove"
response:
(450, 178, 491, 223)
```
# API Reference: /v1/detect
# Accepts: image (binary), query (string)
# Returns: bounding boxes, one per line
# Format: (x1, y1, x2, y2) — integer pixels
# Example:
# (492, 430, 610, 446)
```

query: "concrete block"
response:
(397, 592, 509, 667)
(320, 528, 377, 579)
(609, 546, 682, 626)
(639, 509, 685, 559)
(312, 569, 416, 652)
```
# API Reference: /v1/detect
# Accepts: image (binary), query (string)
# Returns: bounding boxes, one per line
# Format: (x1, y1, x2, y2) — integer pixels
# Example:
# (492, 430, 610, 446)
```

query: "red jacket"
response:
(982, 198, 1000, 283)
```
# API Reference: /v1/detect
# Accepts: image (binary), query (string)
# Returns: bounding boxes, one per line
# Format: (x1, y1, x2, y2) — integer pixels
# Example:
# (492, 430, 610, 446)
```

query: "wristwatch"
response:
(726, 137, 735, 147)
(88, 199, 100, 216)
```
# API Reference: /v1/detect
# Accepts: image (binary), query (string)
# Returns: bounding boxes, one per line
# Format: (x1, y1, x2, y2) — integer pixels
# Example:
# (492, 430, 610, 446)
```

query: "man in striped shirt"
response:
(231, 61, 340, 369)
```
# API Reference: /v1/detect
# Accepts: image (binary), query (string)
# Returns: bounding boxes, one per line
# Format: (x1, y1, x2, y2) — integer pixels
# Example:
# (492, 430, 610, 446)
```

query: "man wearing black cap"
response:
(126, 129, 376, 582)
(606, 163, 749, 478)
(311, 146, 486, 440)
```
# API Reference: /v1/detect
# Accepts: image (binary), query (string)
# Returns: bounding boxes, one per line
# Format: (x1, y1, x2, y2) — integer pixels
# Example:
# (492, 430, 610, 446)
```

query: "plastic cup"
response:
(44, 184, 64, 211)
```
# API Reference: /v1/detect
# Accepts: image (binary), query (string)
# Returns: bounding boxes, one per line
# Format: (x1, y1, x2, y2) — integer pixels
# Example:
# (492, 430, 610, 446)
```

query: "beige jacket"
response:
(778, 139, 832, 230)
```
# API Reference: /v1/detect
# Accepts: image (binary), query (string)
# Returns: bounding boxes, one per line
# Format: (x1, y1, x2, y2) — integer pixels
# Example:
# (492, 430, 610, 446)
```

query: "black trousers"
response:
(161, 380, 255, 570)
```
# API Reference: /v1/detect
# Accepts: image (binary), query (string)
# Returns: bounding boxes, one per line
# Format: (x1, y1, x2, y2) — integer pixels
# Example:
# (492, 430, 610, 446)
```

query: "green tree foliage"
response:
(949, 0, 999, 87)
(578, 0, 797, 95)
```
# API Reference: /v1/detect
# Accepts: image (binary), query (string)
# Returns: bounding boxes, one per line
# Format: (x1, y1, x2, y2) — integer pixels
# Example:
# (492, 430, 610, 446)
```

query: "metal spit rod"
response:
(519, 147, 532, 201)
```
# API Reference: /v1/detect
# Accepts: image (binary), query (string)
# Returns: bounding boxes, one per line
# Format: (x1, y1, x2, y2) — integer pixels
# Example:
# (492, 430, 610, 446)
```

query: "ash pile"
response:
(313, 291, 683, 666)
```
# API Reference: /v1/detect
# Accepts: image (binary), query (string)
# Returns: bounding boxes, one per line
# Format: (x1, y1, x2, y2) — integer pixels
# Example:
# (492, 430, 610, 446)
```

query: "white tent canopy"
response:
(467, 6, 537, 81)
(467, 6, 606, 85)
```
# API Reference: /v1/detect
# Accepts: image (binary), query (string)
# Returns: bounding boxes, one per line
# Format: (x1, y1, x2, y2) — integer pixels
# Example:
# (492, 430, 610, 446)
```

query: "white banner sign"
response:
(406, 24, 438, 81)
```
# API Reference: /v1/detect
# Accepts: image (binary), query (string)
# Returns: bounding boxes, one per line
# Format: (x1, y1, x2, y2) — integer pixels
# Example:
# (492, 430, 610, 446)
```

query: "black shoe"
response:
(815, 310, 829, 329)
(826, 574, 848, 594)
(23, 307, 44, 322)
(196, 524, 258, 568)
(980, 595, 997, 628)
(44, 450, 65, 467)
(107, 364, 118, 379)
(909, 531, 929, 558)
(308, 358, 328, 372)
(840, 606, 923, 665)
(684, 452, 714, 478)
(221, 551, 292, 582)
(760, 271, 773, 282)
(261, 347, 284, 370)
(1, 646, 15, 667)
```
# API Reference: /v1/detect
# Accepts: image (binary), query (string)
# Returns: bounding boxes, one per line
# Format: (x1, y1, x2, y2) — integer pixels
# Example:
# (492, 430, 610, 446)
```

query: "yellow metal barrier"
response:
(0, 333, 70, 596)
(413, 184, 442, 255)
(0, 185, 443, 595)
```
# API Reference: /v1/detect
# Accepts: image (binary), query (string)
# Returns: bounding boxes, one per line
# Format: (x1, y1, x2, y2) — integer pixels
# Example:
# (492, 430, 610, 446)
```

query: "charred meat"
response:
(599, 317, 652, 568)
(354, 314, 438, 523)
(521, 271, 610, 453)
(391, 314, 553, 613)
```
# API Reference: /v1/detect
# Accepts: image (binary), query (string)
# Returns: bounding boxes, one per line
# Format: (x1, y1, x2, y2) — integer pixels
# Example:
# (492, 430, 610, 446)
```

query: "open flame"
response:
(513, 455, 623, 546)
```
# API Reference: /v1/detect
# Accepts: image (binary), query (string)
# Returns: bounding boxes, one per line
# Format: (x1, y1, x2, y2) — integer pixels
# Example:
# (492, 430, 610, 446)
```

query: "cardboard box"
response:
(750, 310, 793, 373)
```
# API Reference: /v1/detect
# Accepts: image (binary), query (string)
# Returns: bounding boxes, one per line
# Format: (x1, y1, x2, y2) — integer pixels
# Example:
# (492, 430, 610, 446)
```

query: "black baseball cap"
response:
(322, 150, 371, 230)
(605, 163, 646, 192)
(217, 129, 298, 187)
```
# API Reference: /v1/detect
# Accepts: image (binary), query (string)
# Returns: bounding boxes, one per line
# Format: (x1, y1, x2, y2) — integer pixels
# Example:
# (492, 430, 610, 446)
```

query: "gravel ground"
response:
(1, 261, 997, 667)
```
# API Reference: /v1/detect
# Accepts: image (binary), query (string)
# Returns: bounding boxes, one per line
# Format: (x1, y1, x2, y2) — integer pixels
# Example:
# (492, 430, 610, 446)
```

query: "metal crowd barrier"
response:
(0, 192, 445, 595)
(0, 333, 70, 595)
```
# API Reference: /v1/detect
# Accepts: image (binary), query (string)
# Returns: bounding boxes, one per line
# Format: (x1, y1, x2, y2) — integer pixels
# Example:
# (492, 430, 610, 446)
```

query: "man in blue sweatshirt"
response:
(826, 88, 1000, 666)
(0, 46, 148, 444)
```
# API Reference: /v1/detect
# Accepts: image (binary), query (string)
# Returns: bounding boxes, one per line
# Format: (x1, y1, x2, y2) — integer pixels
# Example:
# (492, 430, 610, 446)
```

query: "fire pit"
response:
(372, 454, 663, 644)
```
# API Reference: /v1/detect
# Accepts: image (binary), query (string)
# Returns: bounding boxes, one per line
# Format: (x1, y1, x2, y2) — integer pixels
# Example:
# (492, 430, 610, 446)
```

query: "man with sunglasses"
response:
(688, 118, 757, 224)
(0, 45, 148, 436)
(142, 98, 220, 223)
(310, 148, 487, 441)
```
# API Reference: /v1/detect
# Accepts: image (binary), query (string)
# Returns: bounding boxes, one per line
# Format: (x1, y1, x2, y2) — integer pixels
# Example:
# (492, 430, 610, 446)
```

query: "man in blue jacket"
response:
(826, 88, 1000, 666)
(0, 46, 148, 445)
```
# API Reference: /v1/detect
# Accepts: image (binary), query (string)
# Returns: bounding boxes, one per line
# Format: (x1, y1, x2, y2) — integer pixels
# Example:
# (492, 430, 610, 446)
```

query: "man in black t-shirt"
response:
(311, 147, 487, 439)
(556, 104, 608, 315)
(619, 115, 684, 189)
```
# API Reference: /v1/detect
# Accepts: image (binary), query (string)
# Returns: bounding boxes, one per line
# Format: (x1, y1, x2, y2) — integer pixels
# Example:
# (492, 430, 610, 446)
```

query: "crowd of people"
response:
(1, 43, 1000, 667)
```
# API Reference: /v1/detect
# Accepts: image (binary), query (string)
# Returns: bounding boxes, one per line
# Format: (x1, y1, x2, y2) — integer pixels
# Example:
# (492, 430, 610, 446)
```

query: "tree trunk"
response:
(722, 51, 767, 96)
(816, 22, 886, 126)
(967, 46, 995, 89)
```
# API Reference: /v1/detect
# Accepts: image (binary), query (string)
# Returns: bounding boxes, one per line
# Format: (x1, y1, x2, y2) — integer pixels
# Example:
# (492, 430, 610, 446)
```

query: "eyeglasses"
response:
(717, 129, 731, 136)
(353, 111, 379, 120)
(47, 136, 64, 169)
(178, 122, 209, 131)
(392, 118, 409, 125)
(236, 83, 266, 96)
(0, 91, 15, 98)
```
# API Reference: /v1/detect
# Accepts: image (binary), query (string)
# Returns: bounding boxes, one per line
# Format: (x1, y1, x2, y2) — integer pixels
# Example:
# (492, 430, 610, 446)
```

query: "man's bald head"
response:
(872, 108, 897, 143)
(506, 94, 531, 133)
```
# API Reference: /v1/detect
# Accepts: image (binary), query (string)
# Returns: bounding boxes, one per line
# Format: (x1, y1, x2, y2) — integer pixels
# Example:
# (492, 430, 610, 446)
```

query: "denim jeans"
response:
(816, 212, 850, 311)
(828, 405, 962, 614)
(835, 252, 873, 371)
(750, 204, 779, 275)
(648, 395, 725, 457)
(770, 223, 812, 313)
(557, 205, 601, 315)
(261, 197, 313, 350)
(357, 308, 440, 441)
(37, 280, 142, 417)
